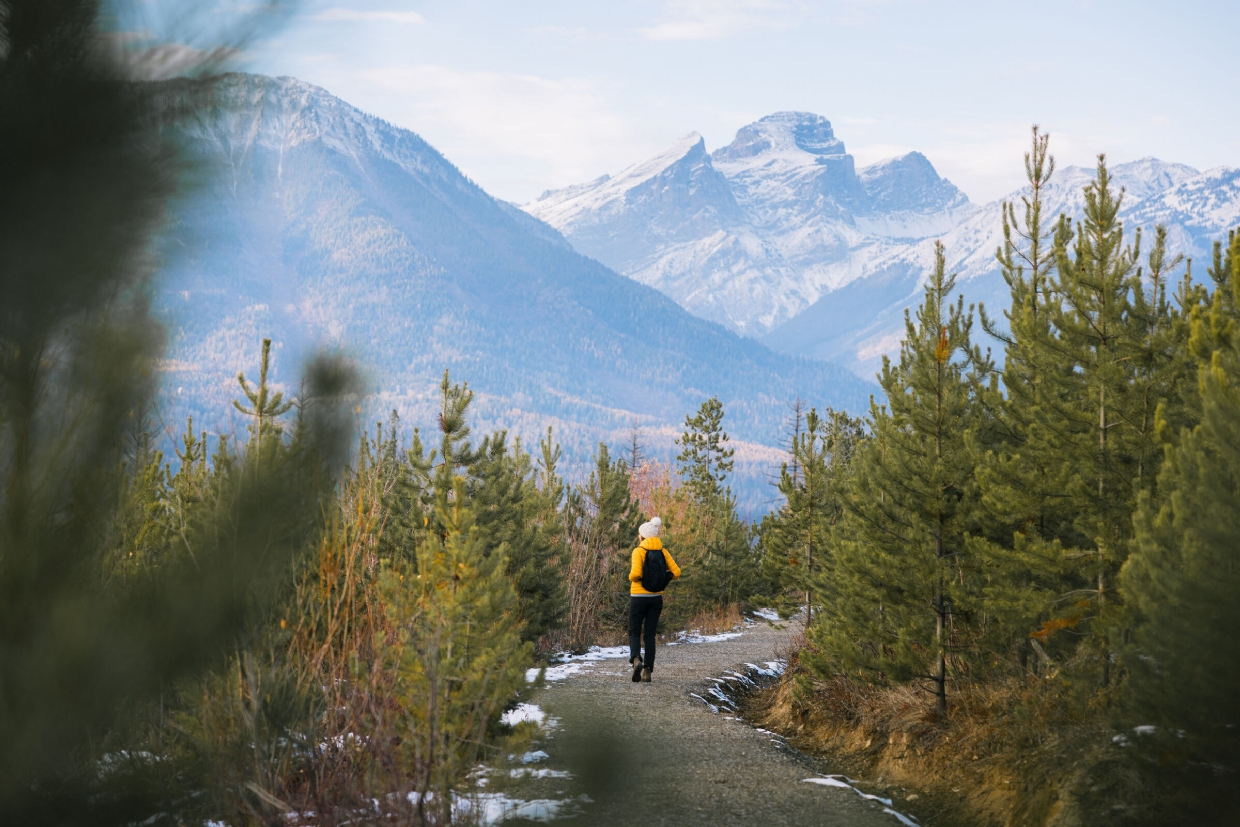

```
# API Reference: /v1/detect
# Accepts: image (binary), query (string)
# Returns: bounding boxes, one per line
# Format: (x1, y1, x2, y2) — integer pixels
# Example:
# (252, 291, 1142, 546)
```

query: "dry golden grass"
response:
(686, 602, 743, 636)
(741, 667, 1144, 827)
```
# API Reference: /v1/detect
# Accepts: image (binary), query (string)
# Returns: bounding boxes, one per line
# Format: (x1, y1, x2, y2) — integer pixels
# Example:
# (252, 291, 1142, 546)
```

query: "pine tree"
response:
(783, 398, 807, 489)
(969, 128, 1077, 673)
(0, 5, 359, 818)
(380, 479, 530, 825)
(537, 426, 565, 508)
(1120, 246, 1240, 817)
(472, 431, 568, 642)
(676, 396, 735, 503)
(1128, 225, 1199, 486)
(1033, 156, 1149, 687)
(810, 242, 981, 716)
(233, 337, 295, 459)
(972, 152, 1196, 684)
(762, 408, 865, 625)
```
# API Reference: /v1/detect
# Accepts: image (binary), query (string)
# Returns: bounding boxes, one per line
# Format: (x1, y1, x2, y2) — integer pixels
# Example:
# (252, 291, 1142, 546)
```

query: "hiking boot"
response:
(630, 656, 643, 682)
(641, 667, 652, 682)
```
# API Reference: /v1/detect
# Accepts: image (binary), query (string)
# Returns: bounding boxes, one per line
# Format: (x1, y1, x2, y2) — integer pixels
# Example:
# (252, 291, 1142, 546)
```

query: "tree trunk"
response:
(935, 589, 947, 717)
(1099, 568, 1110, 687)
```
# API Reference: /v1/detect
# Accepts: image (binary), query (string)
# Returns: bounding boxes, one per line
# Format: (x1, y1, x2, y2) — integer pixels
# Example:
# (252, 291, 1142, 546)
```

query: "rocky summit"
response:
(524, 112, 976, 338)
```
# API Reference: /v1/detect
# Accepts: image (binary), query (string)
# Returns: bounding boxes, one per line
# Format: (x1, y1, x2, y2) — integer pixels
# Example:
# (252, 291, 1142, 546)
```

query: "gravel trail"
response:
(500, 620, 910, 826)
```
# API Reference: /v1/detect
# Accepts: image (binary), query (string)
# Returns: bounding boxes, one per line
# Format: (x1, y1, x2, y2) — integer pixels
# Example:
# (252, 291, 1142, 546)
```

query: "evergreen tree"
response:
(1028, 156, 1161, 686)
(472, 431, 568, 642)
(233, 337, 295, 458)
(1120, 245, 1240, 819)
(572, 442, 642, 556)
(676, 396, 735, 503)
(537, 426, 565, 509)
(0, 4, 351, 819)
(380, 478, 530, 825)
(810, 242, 981, 716)
(762, 408, 865, 624)
(973, 152, 1194, 683)
(970, 128, 1077, 673)
(1128, 225, 1200, 485)
(782, 398, 807, 488)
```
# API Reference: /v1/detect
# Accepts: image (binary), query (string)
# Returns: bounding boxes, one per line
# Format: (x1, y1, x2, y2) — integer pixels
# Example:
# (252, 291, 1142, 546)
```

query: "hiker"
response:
(628, 516, 681, 683)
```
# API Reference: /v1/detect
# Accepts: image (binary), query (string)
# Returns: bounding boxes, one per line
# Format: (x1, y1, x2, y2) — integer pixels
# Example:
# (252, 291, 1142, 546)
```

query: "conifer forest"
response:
(2, 2, 1237, 826)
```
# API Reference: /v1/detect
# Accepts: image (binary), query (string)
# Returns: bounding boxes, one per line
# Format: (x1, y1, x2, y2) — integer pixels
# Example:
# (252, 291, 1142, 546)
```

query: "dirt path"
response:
(496, 620, 913, 826)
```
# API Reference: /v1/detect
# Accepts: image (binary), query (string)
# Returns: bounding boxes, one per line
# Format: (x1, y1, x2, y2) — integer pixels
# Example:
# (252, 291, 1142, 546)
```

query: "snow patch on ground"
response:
(691, 660, 787, 714)
(509, 768, 573, 780)
(752, 607, 782, 622)
(526, 630, 764, 685)
(804, 776, 919, 825)
(1112, 723, 1174, 746)
(407, 789, 586, 825)
(502, 703, 552, 728)
(525, 646, 630, 683)
(670, 629, 745, 644)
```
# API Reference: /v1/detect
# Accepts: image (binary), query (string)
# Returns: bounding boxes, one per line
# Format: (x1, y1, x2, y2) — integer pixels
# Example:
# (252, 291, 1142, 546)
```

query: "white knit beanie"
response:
(638, 516, 662, 539)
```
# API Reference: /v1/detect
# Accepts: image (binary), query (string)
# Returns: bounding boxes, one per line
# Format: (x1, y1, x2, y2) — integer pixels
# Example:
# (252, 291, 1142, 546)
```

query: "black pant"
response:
(628, 595, 663, 669)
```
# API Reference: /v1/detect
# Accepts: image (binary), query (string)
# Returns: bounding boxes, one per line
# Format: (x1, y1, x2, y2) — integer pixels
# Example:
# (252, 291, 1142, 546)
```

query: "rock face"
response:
(524, 112, 975, 336)
(525, 116, 1239, 380)
(149, 74, 874, 510)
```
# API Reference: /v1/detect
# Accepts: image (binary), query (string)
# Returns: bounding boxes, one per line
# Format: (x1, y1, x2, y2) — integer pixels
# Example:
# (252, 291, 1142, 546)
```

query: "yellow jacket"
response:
(629, 537, 681, 595)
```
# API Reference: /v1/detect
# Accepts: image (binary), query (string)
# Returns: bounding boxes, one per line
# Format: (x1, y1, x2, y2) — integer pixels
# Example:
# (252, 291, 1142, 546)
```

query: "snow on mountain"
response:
(1124, 165, 1240, 243)
(524, 112, 973, 336)
(763, 157, 1240, 380)
(855, 152, 977, 238)
(531, 112, 1236, 382)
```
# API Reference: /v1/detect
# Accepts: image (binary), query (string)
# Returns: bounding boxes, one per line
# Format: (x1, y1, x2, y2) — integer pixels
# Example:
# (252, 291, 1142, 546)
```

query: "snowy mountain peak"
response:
(522, 130, 744, 280)
(525, 132, 712, 226)
(618, 131, 708, 184)
(713, 112, 846, 161)
(1109, 157, 1201, 197)
(523, 114, 985, 334)
(857, 152, 972, 221)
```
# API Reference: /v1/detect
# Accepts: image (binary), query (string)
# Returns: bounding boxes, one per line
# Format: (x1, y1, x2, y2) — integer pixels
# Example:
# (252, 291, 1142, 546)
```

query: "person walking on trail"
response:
(628, 517, 681, 683)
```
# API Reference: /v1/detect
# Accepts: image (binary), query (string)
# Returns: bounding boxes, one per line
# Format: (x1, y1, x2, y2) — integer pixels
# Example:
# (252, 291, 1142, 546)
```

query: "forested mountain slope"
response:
(152, 74, 873, 494)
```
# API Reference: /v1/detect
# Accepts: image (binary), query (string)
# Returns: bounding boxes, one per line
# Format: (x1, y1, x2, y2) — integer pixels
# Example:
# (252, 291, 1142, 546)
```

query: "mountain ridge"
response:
(524, 118, 1239, 378)
(150, 73, 874, 510)
(524, 112, 975, 335)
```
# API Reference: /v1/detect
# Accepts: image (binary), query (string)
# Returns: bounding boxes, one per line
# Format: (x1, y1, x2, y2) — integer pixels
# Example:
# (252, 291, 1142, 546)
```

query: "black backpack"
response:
(640, 547, 674, 593)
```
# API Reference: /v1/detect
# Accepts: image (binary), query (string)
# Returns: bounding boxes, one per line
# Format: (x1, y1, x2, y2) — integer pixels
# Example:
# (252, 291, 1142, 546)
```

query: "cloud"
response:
(312, 8, 425, 24)
(356, 65, 658, 201)
(639, 0, 795, 41)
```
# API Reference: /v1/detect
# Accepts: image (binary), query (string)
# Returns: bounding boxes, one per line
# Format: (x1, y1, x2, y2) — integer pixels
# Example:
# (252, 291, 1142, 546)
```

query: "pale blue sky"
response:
(240, 0, 1239, 206)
